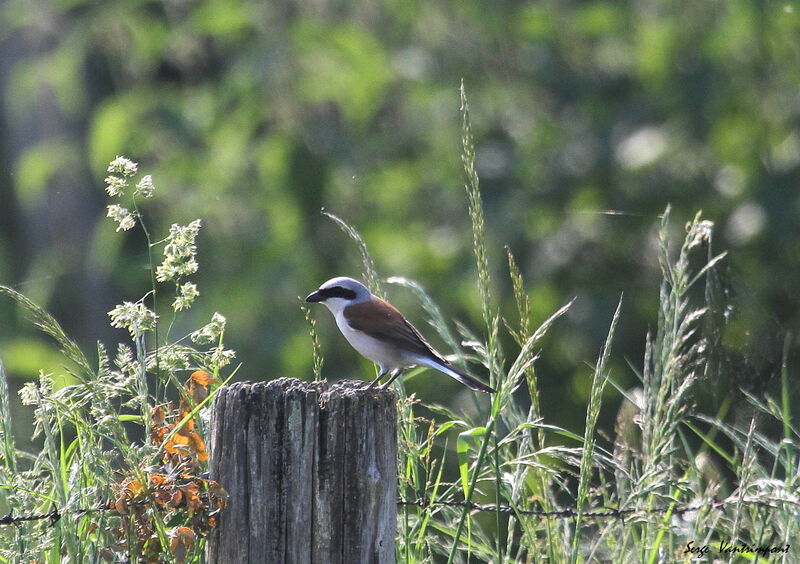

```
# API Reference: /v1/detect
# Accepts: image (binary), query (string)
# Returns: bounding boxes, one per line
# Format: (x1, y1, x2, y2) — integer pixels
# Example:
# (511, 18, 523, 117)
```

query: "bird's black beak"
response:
(305, 290, 325, 303)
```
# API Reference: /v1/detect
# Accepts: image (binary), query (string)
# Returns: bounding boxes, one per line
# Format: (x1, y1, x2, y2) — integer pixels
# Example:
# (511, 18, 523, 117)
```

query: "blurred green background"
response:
(1, 0, 798, 439)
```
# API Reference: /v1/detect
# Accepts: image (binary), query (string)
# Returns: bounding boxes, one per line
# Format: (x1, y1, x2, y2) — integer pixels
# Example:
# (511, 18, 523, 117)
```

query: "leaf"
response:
(151, 406, 167, 427)
(168, 526, 196, 563)
(177, 416, 196, 434)
(124, 478, 144, 495)
(181, 483, 203, 513)
(113, 497, 128, 516)
(189, 370, 217, 387)
(190, 383, 209, 405)
(456, 426, 486, 497)
(186, 431, 208, 462)
(164, 433, 190, 456)
(207, 481, 229, 508)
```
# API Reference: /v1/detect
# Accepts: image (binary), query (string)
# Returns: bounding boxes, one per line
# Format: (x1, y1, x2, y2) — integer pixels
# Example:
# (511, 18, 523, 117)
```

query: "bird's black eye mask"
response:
(315, 286, 358, 300)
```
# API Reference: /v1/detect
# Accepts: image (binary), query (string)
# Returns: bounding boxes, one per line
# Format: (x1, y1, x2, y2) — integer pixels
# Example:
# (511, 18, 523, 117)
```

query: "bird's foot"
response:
(366, 374, 384, 391)
(378, 370, 402, 390)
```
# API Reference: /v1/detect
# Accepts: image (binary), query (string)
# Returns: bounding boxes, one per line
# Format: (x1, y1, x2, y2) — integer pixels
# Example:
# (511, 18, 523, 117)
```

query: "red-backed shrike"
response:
(305, 276, 496, 393)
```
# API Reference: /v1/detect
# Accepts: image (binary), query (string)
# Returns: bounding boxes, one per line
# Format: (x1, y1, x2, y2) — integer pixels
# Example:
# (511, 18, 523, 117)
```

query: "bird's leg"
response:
(379, 369, 403, 390)
(366, 369, 387, 390)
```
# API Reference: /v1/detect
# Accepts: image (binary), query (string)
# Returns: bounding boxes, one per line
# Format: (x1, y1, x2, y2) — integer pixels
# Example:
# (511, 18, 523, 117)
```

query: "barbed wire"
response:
(1, 495, 780, 527)
(395, 496, 783, 520)
(0, 505, 100, 527)
(0, 499, 155, 527)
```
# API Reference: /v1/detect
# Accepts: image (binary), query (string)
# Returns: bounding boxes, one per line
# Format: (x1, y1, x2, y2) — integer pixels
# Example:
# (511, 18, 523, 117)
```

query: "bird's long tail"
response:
(415, 357, 497, 393)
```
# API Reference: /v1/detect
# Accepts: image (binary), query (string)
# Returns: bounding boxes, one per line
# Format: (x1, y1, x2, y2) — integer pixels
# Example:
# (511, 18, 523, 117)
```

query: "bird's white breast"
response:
(334, 310, 403, 371)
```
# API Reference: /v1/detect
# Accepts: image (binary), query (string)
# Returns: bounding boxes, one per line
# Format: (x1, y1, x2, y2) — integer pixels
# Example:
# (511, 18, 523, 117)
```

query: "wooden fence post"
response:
(206, 378, 397, 564)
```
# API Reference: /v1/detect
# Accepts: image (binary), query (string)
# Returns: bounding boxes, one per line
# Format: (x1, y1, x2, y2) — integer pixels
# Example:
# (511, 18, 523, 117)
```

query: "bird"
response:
(305, 276, 496, 393)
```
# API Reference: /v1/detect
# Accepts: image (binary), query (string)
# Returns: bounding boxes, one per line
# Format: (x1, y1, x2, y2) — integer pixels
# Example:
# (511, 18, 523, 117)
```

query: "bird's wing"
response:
(346, 297, 497, 393)
(344, 298, 448, 364)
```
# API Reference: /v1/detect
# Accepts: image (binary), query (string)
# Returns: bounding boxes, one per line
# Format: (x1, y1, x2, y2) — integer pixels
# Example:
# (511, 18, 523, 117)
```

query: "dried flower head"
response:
(107, 204, 136, 232)
(105, 175, 128, 197)
(209, 345, 236, 369)
(151, 345, 191, 371)
(19, 381, 39, 406)
(134, 175, 155, 198)
(18, 371, 54, 406)
(191, 312, 227, 345)
(156, 220, 202, 282)
(108, 301, 158, 336)
(172, 282, 199, 311)
(107, 156, 139, 177)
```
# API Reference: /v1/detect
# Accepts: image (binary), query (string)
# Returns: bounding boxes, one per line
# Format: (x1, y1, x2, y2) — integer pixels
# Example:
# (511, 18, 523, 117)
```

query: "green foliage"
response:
(3, 0, 799, 419)
(320, 96, 799, 563)
(1, 3, 800, 560)
(0, 159, 234, 563)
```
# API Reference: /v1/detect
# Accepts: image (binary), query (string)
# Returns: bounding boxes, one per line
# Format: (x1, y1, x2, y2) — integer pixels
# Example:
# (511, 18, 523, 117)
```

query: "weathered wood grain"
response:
(206, 379, 397, 564)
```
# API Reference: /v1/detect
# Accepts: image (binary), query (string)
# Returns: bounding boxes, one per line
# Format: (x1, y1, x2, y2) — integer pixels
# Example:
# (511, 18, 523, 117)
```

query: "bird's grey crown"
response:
(316, 276, 372, 303)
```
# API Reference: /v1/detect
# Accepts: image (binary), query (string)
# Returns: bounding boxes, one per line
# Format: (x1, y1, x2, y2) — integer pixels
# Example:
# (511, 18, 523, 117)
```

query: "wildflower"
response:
(152, 345, 191, 371)
(134, 175, 155, 198)
(114, 343, 136, 374)
(156, 220, 202, 282)
(209, 345, 236, 368)
(108, 301, 158, 336)
(172, 282, 199, 311)
(18, 371, 54, 406)
(105, 175, 128, 197)
(107, 155, 138, 177)
(107, 204, 136, 231)
(191, 312, 227, 345)
(107, 343, 140, 389)
(19, 381, 38, 405)
(37, 371, 54, 396)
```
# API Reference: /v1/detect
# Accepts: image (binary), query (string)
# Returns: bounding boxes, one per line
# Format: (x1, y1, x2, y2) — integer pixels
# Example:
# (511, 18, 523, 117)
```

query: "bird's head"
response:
(305, 276, 372, 315)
